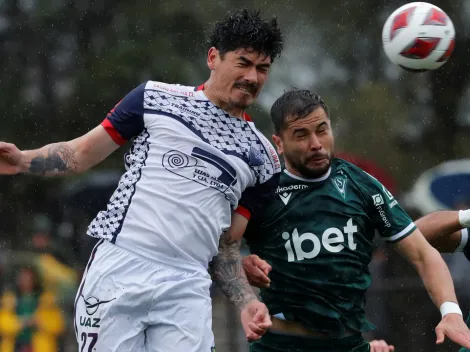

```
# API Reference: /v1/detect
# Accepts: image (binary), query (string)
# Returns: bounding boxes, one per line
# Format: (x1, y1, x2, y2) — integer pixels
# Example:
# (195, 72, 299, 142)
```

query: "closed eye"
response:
(317, 122, 329, 133)
(293, 131, 308, 138)
(258, 66, 269, 73)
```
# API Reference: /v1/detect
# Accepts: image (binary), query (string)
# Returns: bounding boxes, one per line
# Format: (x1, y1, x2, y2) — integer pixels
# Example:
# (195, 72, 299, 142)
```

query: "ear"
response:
(207, 47, 219, 71)
(272, 134, 283, 155)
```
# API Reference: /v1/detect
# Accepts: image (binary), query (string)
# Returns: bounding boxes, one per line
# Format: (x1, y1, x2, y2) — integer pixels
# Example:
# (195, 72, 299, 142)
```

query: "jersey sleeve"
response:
(235, 173, 280, 221)
(359, 171, 416, 243)
(101, 83, 146, 145)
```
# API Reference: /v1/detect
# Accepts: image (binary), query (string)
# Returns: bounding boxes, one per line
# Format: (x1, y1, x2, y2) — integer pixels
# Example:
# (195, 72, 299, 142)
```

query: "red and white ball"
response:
(382, 2, 455, 72)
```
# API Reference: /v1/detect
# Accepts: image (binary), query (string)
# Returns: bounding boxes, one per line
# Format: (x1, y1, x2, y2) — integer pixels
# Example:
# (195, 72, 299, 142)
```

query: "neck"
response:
(202, 79, 245, 119)
(285, 164, 331, 181)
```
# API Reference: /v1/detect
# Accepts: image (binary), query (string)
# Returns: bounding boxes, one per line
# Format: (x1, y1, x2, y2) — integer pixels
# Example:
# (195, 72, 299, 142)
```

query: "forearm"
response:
(212, 233, 258, 310)
(415, 211, 463, 252)
(20, 142, 81, 176)
(19, 126, 118, 176)
(415, 211, 460, 241)
(414, 246, 458, 308)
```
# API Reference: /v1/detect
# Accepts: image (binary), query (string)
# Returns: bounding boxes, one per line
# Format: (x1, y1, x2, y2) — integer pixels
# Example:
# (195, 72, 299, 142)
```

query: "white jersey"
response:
(88, 81, 281, 274)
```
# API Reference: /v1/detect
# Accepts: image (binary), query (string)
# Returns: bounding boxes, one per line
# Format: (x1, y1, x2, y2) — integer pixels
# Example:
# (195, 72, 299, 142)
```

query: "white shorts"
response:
(74, 240, 215, 352)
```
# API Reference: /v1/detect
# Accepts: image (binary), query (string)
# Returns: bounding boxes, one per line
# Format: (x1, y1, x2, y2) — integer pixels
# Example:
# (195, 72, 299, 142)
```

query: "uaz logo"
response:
(283, 219, 358, 262)
(82, 295, 116, 316)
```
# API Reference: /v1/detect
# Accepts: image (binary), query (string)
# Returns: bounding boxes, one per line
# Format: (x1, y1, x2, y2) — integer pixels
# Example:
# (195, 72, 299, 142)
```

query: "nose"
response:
(309, 134, 322, 151)
(244, 66, 258, 84)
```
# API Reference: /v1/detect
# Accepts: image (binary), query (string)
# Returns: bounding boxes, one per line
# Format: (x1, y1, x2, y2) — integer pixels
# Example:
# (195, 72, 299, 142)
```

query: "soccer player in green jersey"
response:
(239, 89, 470, 351)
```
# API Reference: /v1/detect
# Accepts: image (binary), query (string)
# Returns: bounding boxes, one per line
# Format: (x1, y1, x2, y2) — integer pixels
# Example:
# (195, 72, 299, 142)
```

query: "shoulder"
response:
(145, 81, 198, 97)
(332, 158, 389, 206)
(333, 158, 378, 185)
(250, 126, 282, 178)
(0, 290, 17, 309)
(38, 291, 58, 306)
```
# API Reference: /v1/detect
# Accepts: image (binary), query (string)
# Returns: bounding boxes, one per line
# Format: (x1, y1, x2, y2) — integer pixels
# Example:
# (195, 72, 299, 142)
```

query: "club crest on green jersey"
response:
(332, 175, 348, 198)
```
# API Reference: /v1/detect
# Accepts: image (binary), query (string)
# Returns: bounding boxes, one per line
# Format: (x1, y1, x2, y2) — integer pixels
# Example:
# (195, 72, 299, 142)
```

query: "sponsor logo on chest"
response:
(283, 219, 358, 262)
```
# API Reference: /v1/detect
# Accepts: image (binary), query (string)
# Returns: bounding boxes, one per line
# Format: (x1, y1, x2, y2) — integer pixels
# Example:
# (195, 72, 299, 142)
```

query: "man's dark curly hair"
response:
(207, 9, 283, 62)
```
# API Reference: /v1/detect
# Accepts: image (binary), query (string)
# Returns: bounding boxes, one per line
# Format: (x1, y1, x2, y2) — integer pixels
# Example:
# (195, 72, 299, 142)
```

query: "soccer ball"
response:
(382, 2, 455, 72)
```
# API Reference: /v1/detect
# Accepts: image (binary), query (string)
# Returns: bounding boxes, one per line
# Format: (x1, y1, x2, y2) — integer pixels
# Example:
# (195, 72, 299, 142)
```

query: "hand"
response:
(369, 339, 395, 352)
(436, 313, 470, 348)
(240, 300, 272, 342)
(242, 255, 271, 288)
(0, 142, 23, 175)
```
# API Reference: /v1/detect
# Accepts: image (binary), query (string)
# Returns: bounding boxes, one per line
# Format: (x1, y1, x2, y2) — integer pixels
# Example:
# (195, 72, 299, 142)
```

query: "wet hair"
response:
(270, 89, 330, 134)
(207, 9, 283, 62)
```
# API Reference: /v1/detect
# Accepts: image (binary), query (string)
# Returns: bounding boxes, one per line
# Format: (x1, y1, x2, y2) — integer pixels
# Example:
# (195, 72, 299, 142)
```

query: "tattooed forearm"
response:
(29, 143, 79, 175)
(212, 232, 258, 310)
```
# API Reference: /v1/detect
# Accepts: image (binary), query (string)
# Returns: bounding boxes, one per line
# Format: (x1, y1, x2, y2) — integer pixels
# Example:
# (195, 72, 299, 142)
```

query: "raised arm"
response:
(357, 170, 470, 348)
(393, 230, 470, 348)
(0, 82, 146, 177)
(0, 126, 119, 176)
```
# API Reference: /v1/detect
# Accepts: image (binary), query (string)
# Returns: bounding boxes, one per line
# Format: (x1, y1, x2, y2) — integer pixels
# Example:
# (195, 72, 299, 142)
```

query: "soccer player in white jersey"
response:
(0, 9, 284, 352)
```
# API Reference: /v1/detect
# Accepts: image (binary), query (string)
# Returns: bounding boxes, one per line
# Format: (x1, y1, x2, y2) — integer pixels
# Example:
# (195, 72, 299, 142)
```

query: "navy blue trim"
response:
(111, 129, 151, 244)
(107, 83, 145, 140)
(192, 147, 236, 176)
(147, 109, 251, 164)
(74, 239, 104, 337)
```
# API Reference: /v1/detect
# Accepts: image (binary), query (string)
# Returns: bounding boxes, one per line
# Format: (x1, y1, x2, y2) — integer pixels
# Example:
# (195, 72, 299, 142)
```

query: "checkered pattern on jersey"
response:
(87, 130, 150, 242)
(144, 89, 276, 183)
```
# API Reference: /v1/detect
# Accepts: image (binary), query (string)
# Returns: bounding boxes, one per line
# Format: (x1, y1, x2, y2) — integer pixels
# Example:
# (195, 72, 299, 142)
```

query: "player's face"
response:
(273, 107, 334, 178)
(207, 47, 271, 110)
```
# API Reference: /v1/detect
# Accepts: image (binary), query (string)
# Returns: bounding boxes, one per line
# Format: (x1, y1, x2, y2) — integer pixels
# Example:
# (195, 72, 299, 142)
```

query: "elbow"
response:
(413, 246, 443, 273)
(72, 141, 92, 173)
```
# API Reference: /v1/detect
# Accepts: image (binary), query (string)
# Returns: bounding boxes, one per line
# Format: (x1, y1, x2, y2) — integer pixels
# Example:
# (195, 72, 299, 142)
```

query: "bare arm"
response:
(415, 211, 463, 252)
(212, 213, 273, 341)
(19, 126, 119, 176)
(396, 228, 470, 347)
(393, 229, 457, 308)
(211, 212, 257, 310)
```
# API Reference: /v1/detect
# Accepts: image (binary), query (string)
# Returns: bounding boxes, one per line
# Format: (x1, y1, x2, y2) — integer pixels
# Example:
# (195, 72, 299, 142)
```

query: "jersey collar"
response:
(195, 84, 252, 122)
(283, 167, 331, 182)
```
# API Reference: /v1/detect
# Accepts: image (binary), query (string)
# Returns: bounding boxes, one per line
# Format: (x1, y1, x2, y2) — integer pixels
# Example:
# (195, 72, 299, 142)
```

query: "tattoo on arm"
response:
(212, 232, 258, 310)
(29, 144, 79, 175)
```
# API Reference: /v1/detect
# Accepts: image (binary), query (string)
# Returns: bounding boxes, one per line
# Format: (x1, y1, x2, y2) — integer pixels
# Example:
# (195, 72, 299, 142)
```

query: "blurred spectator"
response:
(28, 214, 77, 267)
(3, 214, 79, 309)
(0, 267, 64, 352)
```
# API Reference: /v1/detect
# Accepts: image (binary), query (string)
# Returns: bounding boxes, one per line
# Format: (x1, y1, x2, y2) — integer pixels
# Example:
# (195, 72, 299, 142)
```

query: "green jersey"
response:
(245, 158, 416, 336)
